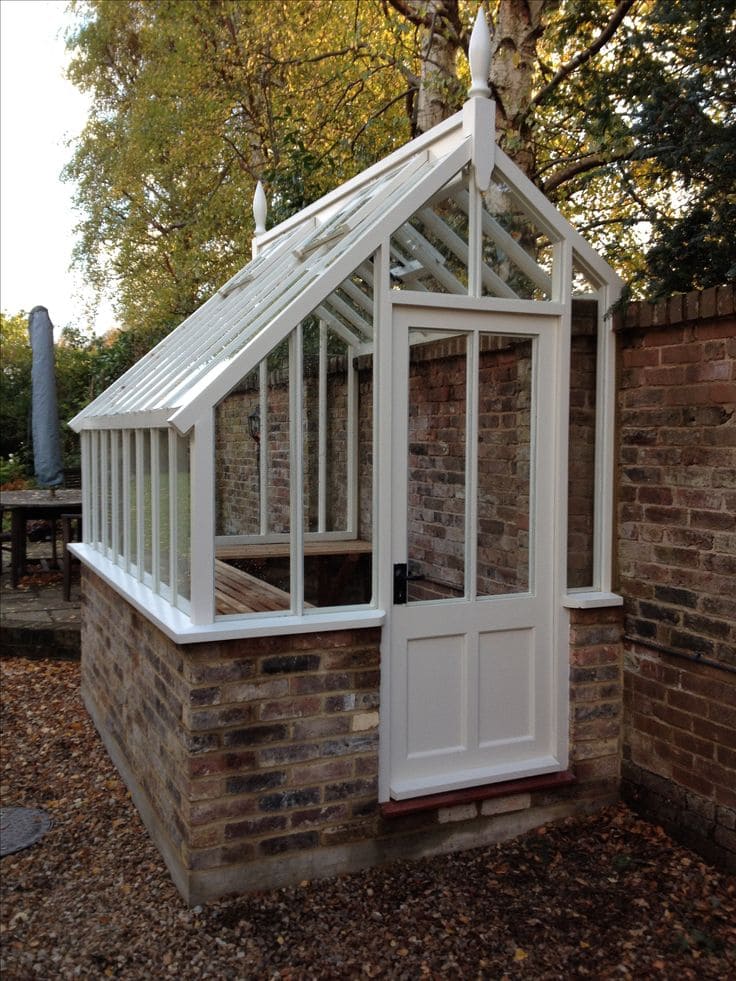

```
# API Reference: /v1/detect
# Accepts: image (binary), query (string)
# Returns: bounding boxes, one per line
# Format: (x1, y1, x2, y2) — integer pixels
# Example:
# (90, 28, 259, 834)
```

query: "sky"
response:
(0, 0, 115, 336)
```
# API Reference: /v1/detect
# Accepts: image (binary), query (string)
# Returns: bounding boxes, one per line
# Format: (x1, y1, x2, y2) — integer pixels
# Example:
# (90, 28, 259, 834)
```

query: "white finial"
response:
(468, 8, 491, 99)
(253, 180, 267, 235)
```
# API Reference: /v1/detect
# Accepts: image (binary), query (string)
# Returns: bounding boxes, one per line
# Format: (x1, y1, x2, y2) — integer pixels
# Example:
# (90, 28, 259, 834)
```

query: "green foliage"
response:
(0, 311, 33, 470)
(64, 0, 736, 346)
(0, 454, 27, 487)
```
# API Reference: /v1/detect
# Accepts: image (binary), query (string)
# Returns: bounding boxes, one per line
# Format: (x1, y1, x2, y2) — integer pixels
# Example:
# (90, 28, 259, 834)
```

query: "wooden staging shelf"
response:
(216, 539, 372, 561)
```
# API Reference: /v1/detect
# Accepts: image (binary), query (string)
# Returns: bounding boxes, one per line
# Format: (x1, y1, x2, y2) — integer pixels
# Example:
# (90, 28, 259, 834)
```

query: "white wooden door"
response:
(388, 305, 565, 799)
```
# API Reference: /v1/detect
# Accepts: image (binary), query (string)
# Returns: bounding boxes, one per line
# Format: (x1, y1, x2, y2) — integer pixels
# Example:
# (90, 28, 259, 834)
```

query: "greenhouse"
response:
(70, 12, 625, 903)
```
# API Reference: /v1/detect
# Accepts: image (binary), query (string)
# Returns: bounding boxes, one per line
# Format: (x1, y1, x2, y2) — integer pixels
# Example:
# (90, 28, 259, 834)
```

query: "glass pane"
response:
(142, 432, 153, 578)
(89, 430, 99, 545)
(358, 350, 373, 546)
(303, 318, 320, 535)
(568, 297, 598, 588)
(325, 332, 349, 533)
(301, 325, 371, 609)
(481, 175, 552, 300)
(158, 430, 170, 590)
(215, 367, 260, 536)
(100, 430, 110, 551)
(302, 323, 350, 537)
(407, 329, 467, 602)
(176, 434, 190, 604)
(391, 168, 469, 294)
(477, 334, 533, 597)
(214, 339, 291, 616)
(127, 431, 137, 570)
(113, 431, 123, 563)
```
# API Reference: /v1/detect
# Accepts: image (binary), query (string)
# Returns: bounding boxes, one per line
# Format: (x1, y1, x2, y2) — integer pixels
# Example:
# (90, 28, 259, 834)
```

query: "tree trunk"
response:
(490, 0, 548, 179)
(412, 0, 462, 135)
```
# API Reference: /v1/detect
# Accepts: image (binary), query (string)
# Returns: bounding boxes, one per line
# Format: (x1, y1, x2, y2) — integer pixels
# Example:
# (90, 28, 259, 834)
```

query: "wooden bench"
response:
(215, 559, 296, 614)
(215, 540, 372, 611)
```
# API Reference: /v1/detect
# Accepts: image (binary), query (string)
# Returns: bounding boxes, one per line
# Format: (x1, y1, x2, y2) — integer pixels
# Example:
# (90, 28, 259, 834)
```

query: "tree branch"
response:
(542, 148, 646, 195)
(530, 0, 636, 110)
(384, 0, 432, 30)
(383, 0, 466, 47)
(349, 88, 414, 149)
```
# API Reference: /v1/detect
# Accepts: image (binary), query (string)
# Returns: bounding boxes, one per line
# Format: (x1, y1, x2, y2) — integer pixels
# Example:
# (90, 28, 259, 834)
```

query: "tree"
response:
(0, 311, 33, 470)
(65, 0, 735, 340)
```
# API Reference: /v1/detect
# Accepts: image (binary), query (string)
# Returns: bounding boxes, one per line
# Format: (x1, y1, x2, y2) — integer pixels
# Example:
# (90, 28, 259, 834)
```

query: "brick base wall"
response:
(82, 569, 622, 903)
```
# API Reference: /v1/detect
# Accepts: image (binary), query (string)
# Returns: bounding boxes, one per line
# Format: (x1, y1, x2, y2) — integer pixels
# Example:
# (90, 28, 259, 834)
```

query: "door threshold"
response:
(380, 770, 575, 818)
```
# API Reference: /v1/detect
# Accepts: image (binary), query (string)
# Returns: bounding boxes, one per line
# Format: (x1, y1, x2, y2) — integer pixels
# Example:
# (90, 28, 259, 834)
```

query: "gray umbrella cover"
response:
(28, 306, 64, 488)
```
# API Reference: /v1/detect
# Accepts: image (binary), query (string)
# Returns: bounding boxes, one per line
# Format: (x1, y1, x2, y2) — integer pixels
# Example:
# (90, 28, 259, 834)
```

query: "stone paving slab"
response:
(1, 544, 80, 659)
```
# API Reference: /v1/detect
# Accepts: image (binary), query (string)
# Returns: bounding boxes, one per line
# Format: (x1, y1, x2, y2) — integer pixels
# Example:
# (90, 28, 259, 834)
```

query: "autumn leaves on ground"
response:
(1, 657, 735, 979)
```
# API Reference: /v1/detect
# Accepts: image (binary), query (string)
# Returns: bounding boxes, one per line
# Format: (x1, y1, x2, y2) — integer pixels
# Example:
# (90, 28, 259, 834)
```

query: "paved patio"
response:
(0, 538, 80, 659)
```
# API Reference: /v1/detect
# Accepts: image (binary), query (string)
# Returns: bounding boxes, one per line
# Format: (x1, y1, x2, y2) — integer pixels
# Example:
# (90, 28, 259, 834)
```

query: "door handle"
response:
(393, 563, 423, 604)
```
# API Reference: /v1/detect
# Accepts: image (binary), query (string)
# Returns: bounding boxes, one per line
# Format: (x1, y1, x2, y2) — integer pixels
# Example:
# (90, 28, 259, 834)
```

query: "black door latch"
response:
(393, 563, 423, 604)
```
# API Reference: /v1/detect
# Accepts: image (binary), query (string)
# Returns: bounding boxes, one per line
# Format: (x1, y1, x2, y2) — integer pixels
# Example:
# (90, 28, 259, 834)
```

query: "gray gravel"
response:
(1, 657, 735, 979)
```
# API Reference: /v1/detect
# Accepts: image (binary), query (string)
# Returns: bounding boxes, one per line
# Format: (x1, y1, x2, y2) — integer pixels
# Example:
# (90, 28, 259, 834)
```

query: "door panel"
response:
(389, 306, 563, 800)
(477, 627, 534, 746)
(407, 634, 466, 758)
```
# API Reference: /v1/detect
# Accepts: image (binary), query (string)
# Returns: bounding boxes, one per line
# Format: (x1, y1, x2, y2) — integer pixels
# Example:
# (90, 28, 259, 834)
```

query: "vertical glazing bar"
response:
(110, 430, 120, 564)
(467, 170, 482, 298)
(135, 429, 144, 582)
(168, 429, 178, 605)
(290, 327, 304, 615)
(151, 429, 161, 590)
(122, 430, 131, 572)
(318, 321, 327, 533)
(190, 413, 215, 624)
(259, 358, 268, 535)
(466, 330, 479, 601)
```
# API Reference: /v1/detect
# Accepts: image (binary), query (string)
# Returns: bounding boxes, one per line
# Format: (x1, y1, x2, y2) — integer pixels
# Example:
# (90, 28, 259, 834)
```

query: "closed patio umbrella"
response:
(28, 306, 63, 492)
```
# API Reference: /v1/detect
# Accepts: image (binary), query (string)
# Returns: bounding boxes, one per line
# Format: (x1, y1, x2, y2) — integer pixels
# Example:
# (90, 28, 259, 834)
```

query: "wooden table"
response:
(0, 490, 83, 587)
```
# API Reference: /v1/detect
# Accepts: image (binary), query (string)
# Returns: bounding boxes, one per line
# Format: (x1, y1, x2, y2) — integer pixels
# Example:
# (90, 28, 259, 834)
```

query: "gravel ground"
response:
(1, 657, 735, 980)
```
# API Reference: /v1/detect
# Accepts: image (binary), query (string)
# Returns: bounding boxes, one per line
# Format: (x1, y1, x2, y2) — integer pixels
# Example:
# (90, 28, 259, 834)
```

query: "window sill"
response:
(70, 544, 385, 644)
(562, 591, 623, 609)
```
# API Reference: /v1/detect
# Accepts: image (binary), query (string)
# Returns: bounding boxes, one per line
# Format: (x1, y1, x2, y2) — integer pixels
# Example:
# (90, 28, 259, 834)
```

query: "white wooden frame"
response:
(70, 57, 623, 641)
(385, 302, 562, 800)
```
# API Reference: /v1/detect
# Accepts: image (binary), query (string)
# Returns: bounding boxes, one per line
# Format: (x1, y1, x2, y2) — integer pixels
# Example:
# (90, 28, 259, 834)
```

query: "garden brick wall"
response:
(616, 284, 736, 871)
(82, 568, 622, 903)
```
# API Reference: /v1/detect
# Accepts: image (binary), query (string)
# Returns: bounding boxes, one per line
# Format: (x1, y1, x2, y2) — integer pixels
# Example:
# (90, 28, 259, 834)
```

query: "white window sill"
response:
(562, 590, 623, 609)
(70, 544, 385, 644)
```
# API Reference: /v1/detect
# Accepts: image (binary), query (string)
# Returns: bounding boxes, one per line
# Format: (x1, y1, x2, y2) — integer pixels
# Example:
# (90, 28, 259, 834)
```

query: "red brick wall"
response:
(616, 284, 736, 871)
